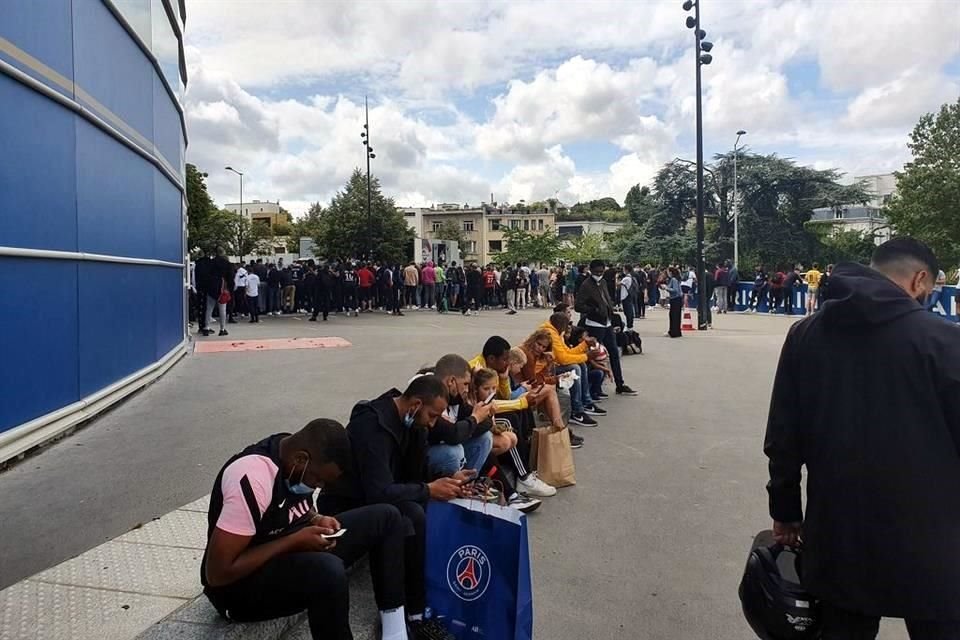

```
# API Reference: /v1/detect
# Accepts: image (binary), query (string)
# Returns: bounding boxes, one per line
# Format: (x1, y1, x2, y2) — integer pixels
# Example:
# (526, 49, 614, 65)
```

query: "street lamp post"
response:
(360, 97, 376, 260)
(683, 0, 714, 330)
(733, 130, 746, 269)
(225, 166, 244, 222)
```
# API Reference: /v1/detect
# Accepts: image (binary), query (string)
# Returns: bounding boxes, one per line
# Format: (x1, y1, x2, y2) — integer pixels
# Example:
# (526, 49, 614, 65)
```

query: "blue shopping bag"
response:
(425, 499, 533, 640)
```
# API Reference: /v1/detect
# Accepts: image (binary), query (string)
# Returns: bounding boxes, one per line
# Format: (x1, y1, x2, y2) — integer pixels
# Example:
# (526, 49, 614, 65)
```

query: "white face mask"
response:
(592, 274, 603, 282)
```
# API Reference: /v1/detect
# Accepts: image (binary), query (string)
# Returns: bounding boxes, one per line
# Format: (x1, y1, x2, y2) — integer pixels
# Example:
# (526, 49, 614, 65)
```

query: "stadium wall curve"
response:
(0, 0, 188, 463)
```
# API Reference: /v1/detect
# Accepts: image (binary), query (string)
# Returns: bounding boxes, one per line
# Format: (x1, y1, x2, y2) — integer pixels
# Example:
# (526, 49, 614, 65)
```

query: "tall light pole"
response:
(225, 166, 244, 221)
(683, 0, 714, 330)
(360, 97, 376, 260)
(733, 130, 746, 269)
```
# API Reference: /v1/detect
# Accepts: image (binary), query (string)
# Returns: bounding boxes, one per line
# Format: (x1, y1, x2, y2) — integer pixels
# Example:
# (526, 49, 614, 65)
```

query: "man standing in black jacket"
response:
(575, 260, 638, 397)
(764, 238, 960, 638)
(343, 375, 466, 640)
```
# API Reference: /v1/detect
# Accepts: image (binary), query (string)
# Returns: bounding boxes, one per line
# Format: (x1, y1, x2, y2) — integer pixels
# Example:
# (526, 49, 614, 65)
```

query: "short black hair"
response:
(549, 312, 570, 331)
(434, 354, 469, 379)
(569, 326, 586, 343)
(589, 259, 606, 270)
(402, 374, 447, 402)
(872, 237, 938, 278)
(290, 418, 351, 470)
(553, 302, 569, 313)
(482, 336, 511, 358)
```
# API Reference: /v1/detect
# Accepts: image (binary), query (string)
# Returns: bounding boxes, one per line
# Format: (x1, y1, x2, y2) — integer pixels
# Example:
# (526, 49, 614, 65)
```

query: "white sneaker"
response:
(517, 472, 557, 497)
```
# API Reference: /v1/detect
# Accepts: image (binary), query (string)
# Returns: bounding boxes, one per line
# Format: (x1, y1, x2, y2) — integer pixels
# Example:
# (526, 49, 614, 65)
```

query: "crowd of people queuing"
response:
(200, 262, 641, 640)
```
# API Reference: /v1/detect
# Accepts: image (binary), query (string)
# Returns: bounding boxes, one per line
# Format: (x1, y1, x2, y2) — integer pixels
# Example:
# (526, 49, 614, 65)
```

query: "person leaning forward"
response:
(338, 375, 467, 640)
(764, 237, 960, 638)
(201, 419, 415, 640)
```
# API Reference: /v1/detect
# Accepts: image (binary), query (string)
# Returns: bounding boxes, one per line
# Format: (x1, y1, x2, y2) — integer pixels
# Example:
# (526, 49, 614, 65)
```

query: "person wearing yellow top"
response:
(805, 262, 823, 315)
(468, 337, 557, 498)
(540, 313, 606, 426)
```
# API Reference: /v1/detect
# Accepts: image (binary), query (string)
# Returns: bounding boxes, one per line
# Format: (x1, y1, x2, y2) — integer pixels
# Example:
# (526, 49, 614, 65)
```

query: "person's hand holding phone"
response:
(293, 525, 338, 552)
(471, 401, 495, 423)
(428, 477, 467, 501)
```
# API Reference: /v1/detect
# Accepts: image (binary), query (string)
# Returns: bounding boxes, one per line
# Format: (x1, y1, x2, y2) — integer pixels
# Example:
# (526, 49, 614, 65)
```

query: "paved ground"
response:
(0, 306, 909, 638)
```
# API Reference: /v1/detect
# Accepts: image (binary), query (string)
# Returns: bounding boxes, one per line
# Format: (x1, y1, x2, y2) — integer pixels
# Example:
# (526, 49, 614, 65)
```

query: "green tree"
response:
(288, 202, 324, 253)
(314, 169, 413, 263)
(560, 232, 613, 264)
(223, 213, 273, 261)
(272, 222, 293, 237)
(562, 197, 627, 222)
(500, 228, 562, 265)
(885, 98, 960, 266)
(186, 163, 219, 254)
(810, 227, 878, 265)
(433, 220, 466, 246)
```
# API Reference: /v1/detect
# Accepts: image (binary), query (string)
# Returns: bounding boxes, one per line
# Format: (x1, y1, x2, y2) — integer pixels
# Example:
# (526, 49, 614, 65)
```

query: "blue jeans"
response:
(927, 289, 943, 313)
(555, 363, 592, 413)
(587, 368, 605, 399)
(427, 431, 493, 478)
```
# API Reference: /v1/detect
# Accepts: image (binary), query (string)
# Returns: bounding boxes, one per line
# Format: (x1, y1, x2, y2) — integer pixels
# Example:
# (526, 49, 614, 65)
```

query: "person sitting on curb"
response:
(418, 354, 496, 480)
(201, 419, 415, 640)
(339, 375, 462, 640)
(455, 367, 542, 513)
(508, 346, 584, 449)
(469, 336, 557, 498)
(517, 330, 587, 430)
(569, 326, 611, 401)
(540, 312, 605, 428)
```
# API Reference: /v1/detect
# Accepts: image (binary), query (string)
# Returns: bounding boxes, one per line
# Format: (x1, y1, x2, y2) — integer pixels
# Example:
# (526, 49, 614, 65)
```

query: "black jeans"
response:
(622, 298, 635, 329)
(584, 325, 625, 387)
(247, 295, 260, 322)
(311, 289, 328, 320)
(668, 296, 683, 337)
(820, 602, 960, 640)
(205, 504, 407, 640)
(727, 283, 738, 311)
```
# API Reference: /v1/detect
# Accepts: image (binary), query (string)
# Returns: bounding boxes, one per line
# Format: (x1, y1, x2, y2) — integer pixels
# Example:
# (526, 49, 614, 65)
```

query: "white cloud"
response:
(845, 68, 960, 130)
(181, 0, 960, 218)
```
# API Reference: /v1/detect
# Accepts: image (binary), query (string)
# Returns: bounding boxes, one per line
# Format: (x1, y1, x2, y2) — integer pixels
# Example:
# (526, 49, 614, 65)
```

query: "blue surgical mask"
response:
(403, 406, 420, 428)
(284, 460, 314, 495)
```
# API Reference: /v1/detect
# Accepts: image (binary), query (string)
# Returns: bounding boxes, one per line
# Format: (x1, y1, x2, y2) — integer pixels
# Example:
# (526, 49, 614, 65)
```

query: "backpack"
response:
(629, 273, 641, 300)
(623, 329, 643, 355)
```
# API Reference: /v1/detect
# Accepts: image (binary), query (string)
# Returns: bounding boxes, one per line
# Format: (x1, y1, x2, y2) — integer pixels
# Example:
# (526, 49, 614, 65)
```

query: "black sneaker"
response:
(409, 618, 456, 640)
(583, 404, 607, 416)
(595, 390, 610, 399)
(569, 431, 585, 448)
(570, 412, 598, 427)
(218, 329, 228, 336)
(616, 385, 638, 396)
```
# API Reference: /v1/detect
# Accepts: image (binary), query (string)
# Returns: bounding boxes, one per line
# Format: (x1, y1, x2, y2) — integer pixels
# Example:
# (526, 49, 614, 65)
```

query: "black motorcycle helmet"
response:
(739, 538, 821, 639)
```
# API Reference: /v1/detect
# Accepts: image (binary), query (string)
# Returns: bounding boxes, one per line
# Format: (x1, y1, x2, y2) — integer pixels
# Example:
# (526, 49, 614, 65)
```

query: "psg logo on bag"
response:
(447, 545, 492, 601)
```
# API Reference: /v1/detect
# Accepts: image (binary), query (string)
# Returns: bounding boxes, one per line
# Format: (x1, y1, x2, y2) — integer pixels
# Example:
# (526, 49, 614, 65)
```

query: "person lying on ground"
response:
(201, 418, 422, 640)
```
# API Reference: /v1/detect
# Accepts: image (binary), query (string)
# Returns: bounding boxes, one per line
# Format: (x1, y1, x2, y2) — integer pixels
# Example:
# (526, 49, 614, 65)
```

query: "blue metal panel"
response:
(0, 258, 79, 434)
(77, 263, 157, 396)
(152, 73, 183, 173)
(154, 171, 182, 264)
(0, 0, 75, 88)
(72, 0, 154, 146)
(0, 75, 78, 252)
(75, 120, 156, 259)
(155, 269, 184, 359)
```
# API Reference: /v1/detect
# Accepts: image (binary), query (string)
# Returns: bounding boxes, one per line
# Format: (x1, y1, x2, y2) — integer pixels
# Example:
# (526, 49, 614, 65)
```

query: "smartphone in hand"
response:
(321, 528, 347, 540)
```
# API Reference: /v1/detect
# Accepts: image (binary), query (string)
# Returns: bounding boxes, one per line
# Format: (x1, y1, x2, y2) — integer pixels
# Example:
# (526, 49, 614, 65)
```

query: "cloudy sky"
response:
(183, 0, 960, 216)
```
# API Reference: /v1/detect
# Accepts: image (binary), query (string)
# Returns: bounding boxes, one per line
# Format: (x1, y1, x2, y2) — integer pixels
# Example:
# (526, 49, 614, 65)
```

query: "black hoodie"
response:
(764, 262, 960, 620)
(343, 390, 430, 507)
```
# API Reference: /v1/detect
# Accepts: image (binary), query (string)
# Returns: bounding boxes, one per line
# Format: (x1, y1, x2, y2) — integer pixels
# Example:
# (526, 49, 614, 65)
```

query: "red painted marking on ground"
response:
(195, 337, 352, 353)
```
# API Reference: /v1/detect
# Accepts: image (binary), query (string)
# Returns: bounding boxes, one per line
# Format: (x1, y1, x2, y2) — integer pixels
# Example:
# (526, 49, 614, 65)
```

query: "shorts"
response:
(681, 285, 691, 294)
(807, 287, 818, 298)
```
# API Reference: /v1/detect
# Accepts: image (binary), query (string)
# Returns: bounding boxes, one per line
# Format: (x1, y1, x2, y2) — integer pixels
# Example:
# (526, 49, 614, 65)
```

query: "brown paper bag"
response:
(531, 426, 576, 487)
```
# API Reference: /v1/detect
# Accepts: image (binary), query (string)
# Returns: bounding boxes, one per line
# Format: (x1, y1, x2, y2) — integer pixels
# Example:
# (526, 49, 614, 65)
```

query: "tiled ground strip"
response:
(0, 498, 211, 640)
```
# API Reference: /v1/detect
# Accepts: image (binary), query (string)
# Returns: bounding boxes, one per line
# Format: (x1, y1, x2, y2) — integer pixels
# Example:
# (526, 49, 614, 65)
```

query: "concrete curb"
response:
(136, 561, 378, 640)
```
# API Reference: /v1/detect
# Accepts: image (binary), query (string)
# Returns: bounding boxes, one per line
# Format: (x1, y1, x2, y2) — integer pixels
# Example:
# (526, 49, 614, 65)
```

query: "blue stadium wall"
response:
(0, 0, 188, 461)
